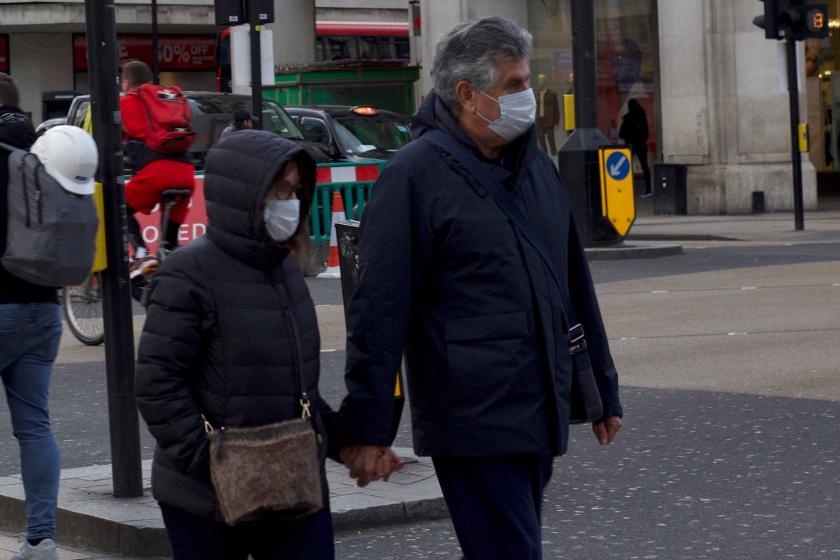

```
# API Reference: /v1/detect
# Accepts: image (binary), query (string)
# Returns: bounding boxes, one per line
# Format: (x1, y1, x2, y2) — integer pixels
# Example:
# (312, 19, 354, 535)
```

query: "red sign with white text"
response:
(73, 34, 217, 72)
(131, 177, 207, 256)
(0, 35, 9, 73)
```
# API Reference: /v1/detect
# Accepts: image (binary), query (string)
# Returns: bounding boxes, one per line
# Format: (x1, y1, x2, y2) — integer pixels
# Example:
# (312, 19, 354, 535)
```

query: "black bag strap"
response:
(420, 130, 584, 342)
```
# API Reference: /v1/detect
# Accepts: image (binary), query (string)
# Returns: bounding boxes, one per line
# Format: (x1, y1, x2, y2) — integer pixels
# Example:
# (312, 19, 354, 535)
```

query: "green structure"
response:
(263, 62, 420, 116)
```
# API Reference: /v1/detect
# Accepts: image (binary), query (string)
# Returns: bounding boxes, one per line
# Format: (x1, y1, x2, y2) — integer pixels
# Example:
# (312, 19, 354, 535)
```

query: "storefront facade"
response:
(421, 0, 820, 214)
(0, 0, 218, 123)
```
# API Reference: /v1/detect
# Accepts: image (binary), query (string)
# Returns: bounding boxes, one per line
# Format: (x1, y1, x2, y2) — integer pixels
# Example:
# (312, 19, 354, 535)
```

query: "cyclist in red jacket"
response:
(120, 61, 195, 279)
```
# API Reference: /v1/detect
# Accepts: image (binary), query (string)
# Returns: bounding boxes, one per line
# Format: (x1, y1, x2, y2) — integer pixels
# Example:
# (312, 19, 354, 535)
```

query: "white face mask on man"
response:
(264, 199, 300, 242)
(476, 88, 537, 142)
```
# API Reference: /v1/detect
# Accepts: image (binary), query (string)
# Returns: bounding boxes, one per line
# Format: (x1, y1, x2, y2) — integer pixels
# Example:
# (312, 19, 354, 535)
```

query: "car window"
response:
(333, 115, 412, 152)
(188, 96, 304, 157)
(262, 101, 304, 140)
(332, 121, 378, 155)
(299, 117, 333, 146)
(72, 100, 90, 128)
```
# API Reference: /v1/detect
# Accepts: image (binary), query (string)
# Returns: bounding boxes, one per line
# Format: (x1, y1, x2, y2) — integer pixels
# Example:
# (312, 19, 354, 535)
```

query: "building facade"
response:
(419, 0, 823, 214)
(0, 0, 832, 213)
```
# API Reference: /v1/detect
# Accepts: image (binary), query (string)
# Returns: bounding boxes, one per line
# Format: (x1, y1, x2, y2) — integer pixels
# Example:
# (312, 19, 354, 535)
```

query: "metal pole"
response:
(570, 0, 597, 129)
(786, 38, 805, 231)
(84, 0, 144, 498)
(151, 0, 160, 84)
(248, 0, 263, 130)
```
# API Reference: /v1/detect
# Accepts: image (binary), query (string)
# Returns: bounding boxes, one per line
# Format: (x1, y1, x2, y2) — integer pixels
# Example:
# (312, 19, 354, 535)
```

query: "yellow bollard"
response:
(563, 94, 576, 132)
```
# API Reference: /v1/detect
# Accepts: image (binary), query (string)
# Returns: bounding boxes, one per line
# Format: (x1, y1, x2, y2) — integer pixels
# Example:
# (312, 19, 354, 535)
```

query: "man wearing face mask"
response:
(338, 17, 623, 559)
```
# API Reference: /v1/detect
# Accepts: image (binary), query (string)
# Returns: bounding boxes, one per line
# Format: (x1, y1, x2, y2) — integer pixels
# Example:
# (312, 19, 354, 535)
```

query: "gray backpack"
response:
(1, 142, 99, 287)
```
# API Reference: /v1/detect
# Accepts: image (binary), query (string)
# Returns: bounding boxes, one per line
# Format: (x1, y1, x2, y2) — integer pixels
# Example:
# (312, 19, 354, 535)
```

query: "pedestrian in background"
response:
(0, 74, 97, 560)
(135, 131, 344, 559)
(619, 98, 651, 197)
(338, 17, 623, 560)
(220, 109, 258, 139)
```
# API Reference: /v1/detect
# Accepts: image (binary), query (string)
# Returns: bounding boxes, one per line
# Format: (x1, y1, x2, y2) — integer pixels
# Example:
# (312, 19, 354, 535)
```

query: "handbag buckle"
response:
(568, 323, 585, 344)
(300, 395, 312, 420)
(202, 415, 215, 435)
(568, 323, 587, 355)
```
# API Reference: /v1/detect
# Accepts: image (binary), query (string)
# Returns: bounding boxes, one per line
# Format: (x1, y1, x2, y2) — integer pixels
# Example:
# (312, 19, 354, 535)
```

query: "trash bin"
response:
(653, 164, 687, 215)
(41, 91, 79, 121)
(335, 221, 361, 318)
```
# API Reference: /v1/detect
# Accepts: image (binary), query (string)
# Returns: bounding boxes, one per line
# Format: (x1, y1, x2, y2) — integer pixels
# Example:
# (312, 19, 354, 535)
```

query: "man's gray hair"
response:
(432, 17, 533, 113)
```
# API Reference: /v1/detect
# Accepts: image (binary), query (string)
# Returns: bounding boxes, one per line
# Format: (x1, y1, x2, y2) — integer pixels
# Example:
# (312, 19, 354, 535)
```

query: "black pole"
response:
(248, 0, 263, 130)
(570, 0, 597, 129)
(558, 0, 615, 247)
(84, 0, 144, 497)
(786, 38, 805, 231)
(151, 0, 160, 84)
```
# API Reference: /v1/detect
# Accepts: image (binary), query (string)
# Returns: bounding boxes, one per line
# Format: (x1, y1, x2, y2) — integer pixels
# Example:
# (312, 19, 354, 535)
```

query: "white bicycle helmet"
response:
(30, 125, 99, 196)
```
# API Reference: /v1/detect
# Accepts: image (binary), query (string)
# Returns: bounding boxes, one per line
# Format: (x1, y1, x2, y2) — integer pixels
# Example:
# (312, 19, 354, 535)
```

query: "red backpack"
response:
(135, 84, 196, 154)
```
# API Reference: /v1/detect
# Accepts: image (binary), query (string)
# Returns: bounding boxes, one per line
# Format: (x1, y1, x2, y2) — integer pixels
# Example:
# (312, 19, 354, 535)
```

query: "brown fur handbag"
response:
(203, 398, 323, 525)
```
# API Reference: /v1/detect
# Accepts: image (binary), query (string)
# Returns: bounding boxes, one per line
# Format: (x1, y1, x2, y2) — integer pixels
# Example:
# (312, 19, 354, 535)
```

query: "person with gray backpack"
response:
(0, 73, 99, 560)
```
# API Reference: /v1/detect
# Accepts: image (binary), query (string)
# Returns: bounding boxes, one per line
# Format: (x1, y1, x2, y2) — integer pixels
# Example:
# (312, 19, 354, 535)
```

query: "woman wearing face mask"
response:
(135, 130, 339, 559)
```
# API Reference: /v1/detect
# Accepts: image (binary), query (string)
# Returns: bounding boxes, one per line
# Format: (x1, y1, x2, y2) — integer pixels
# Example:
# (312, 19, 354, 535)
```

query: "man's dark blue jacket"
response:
(339, 92, 622, 457)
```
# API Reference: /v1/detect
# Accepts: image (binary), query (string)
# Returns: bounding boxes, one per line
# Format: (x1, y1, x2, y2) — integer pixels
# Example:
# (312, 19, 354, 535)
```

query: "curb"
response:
(0, 491, 448, 558)
(584, 243, 683, 260)
(332, 496, 449, 533)
(627, 233, 738, 242)
(0, 452, 448, 559)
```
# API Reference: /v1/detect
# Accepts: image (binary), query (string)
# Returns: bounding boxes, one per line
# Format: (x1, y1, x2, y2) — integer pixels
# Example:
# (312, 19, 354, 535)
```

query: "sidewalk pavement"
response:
(0, 533, 144, 560)
(0, 449, 445, 559)
(629, 198, 840, 243)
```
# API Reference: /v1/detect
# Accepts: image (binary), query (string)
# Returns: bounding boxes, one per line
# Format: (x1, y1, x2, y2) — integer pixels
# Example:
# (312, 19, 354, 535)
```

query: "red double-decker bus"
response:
(315, 21, 409, 62)
(216, 21, 410, 92)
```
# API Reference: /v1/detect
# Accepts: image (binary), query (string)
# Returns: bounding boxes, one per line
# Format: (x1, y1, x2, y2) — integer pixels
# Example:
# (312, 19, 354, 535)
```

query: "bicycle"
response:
(131, 188, 192, 306)
(62, 270, 104, 346)
(62, 188, 193, 345)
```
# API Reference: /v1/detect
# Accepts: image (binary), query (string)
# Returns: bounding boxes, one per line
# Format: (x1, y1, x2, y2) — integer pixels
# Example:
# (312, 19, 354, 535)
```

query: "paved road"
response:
(306, 242, 840, 305)
(336, 387, 840, 559)
(0, 242, 838, 558)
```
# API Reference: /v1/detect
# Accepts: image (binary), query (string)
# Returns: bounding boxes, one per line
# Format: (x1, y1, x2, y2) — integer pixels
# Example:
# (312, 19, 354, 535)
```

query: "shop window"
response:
(527, 0, 659, 157)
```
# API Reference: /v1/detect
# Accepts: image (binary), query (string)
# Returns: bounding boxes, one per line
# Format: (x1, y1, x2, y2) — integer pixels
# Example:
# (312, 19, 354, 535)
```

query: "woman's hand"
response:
(340, 445, 405, 487)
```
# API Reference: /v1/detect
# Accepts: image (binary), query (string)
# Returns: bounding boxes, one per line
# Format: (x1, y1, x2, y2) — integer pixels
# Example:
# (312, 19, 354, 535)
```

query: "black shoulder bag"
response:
(420, 130, 603, 424)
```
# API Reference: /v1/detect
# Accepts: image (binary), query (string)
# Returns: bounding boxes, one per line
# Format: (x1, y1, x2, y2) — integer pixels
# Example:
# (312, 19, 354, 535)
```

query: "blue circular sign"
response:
(606, 152, 630, 181)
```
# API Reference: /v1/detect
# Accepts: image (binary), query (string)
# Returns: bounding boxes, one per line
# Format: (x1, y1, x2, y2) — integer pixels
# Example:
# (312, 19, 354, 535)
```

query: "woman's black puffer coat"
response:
(135, 131, 337, 518)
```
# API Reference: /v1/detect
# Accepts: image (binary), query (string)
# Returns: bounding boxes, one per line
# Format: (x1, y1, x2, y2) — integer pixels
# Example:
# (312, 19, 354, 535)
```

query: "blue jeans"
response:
(0, 303, 62, 540)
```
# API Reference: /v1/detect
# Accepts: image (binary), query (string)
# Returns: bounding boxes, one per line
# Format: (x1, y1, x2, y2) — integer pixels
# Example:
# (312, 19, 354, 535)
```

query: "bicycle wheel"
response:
(62, 272, 105, 346)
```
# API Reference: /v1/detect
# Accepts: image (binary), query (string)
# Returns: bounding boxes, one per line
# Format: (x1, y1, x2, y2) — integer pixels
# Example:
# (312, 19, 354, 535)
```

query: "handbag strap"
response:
(420, 130, 584, 343)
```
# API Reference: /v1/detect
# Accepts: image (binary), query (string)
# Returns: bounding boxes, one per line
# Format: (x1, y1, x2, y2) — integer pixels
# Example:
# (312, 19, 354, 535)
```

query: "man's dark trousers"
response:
(432, 455, 554, 560)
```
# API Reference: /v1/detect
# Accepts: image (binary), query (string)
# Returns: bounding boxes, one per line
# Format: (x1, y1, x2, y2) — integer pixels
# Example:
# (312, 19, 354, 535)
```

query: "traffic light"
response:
(753, 1, 828, 41)
(753, 0, 780, 40)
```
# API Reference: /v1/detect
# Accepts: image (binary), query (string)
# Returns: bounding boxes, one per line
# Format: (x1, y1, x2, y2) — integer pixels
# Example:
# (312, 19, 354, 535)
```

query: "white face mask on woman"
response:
(263, 199, 300, 242)
(476, 88, 537, 142)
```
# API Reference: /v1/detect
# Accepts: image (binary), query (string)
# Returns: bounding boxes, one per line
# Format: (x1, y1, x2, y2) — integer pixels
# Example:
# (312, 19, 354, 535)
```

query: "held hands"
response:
(340, 445, 405, 487)
(592, 416, 623, 445)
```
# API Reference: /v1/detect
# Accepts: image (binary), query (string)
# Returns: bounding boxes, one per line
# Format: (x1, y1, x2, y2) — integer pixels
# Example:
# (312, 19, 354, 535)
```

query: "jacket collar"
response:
(205, 225, 289, 272)
(411, 91, 538, 188)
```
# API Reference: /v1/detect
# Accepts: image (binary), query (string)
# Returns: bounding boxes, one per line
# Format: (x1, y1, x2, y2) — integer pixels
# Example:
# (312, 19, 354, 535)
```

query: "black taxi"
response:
(285, 105, 413, 162)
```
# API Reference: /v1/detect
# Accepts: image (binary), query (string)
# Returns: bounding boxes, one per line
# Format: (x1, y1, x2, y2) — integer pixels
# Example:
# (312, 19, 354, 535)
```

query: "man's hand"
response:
(592, 416, 623, 445)
(340, 445, 405, 487)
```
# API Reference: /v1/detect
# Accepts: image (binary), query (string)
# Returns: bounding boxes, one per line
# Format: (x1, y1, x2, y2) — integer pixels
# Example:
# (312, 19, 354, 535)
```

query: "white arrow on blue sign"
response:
(606, 152, 630, 181)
